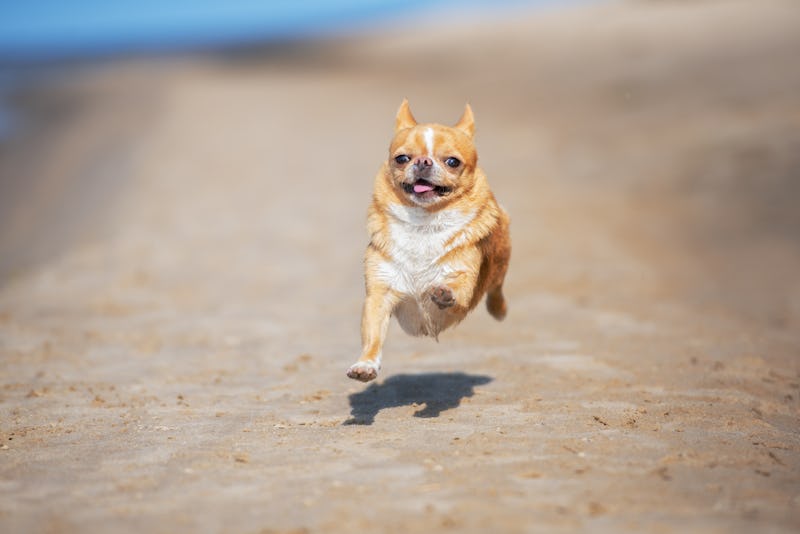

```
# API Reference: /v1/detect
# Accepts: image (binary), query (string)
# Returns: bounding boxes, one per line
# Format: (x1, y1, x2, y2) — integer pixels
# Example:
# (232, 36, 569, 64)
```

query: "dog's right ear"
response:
(453, 103, 475, 138)
(395, 98, 417, 132)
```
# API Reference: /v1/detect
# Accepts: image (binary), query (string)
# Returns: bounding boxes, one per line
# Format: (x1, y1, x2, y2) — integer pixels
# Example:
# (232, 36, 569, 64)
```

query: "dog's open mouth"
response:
(402, 179, 452, 198)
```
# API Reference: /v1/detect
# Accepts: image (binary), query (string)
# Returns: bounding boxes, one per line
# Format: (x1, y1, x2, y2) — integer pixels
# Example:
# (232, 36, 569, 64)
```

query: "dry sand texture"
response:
(1, 0, 799, 532)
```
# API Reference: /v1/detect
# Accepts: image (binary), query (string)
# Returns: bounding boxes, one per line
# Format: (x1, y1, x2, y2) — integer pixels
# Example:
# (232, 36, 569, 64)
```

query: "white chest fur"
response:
(377, 204, 475, 296)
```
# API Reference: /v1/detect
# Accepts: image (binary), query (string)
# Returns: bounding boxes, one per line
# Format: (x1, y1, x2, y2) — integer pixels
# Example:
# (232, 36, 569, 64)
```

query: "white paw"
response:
(347, 361, 379, 382)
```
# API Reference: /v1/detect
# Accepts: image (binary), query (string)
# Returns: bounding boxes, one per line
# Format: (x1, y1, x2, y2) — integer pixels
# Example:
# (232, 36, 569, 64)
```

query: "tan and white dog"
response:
(346, 100, 511, 382)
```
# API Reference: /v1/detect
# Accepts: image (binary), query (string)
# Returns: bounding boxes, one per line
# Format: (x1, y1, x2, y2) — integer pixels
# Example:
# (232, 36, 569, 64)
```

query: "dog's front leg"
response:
(430, 249, 480, 313)
(347, 276, 399, 382)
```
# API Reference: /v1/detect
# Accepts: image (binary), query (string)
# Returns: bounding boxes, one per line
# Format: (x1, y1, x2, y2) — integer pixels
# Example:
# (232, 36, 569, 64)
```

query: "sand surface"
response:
(1, 0, 799, 532)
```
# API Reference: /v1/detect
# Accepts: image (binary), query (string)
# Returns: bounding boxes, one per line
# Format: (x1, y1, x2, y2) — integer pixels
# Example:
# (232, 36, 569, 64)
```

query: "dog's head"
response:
(387, 99, 478, 208)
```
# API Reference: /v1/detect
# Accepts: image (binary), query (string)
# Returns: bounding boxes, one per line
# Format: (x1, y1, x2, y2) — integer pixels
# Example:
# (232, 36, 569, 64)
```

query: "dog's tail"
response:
(486, 285, 507, 321)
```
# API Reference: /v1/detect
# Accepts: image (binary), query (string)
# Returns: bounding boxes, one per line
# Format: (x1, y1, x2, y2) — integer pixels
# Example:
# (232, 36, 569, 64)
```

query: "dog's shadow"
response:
(344, 372, 492, 425)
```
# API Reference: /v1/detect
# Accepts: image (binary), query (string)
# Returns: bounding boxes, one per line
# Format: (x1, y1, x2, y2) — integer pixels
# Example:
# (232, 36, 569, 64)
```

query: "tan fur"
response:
(347, 100, 511, 382)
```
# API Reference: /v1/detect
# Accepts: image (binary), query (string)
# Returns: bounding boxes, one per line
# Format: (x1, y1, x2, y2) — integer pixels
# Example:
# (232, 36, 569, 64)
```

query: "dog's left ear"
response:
(395, 98, 418, 132)
(453, 104, 475, 138)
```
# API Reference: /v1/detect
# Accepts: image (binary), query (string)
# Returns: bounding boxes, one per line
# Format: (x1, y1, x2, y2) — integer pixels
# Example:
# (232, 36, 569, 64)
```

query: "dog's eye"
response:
(394, 155, 410, 164)
(445, 157, 461, 168)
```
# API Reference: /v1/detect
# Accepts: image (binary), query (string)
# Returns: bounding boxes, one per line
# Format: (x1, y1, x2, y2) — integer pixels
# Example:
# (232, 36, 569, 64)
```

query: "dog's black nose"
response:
(413, 157, 433, 177)
(413, 156, 433, 168)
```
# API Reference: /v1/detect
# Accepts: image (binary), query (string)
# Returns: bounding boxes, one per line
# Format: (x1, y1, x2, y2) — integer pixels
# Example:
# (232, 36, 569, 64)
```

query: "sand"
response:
(1, 0, 799, 532)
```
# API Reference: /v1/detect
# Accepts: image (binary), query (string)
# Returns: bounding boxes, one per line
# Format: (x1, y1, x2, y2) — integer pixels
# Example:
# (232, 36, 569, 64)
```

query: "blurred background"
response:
(0, 0, 556, 61)
(1, 3, 800, 531)
(1, 0, 799, 331)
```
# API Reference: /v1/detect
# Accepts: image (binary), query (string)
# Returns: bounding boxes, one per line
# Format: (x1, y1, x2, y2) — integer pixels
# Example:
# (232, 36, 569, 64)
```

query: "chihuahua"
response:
(346, 100, 511, 382)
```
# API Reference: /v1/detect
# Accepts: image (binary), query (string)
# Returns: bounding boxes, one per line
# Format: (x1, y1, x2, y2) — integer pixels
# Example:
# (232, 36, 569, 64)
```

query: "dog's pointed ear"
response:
(395, 98, 417, 132)
(454, 103, 475, 138)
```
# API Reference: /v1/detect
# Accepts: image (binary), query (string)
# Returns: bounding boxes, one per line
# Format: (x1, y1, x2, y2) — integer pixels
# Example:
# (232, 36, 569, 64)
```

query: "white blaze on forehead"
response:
(424, 127, 434, 156)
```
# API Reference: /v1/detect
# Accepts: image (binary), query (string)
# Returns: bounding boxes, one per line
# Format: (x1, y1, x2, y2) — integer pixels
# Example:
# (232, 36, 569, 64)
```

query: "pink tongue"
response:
(414, 183, 434, 193)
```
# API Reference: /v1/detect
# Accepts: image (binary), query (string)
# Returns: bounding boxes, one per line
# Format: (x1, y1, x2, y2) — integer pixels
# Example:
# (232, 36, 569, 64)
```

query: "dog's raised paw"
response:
(347, 362, 379, 382)
(430, 286, 456, 309)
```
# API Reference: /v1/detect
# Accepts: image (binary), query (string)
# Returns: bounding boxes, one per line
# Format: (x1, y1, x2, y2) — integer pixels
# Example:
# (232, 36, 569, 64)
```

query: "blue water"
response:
(0, 0, 577, 62)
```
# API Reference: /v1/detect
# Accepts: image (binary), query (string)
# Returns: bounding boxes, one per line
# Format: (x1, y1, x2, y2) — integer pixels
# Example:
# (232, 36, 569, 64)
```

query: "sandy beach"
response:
(1, 0, 799, 532)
